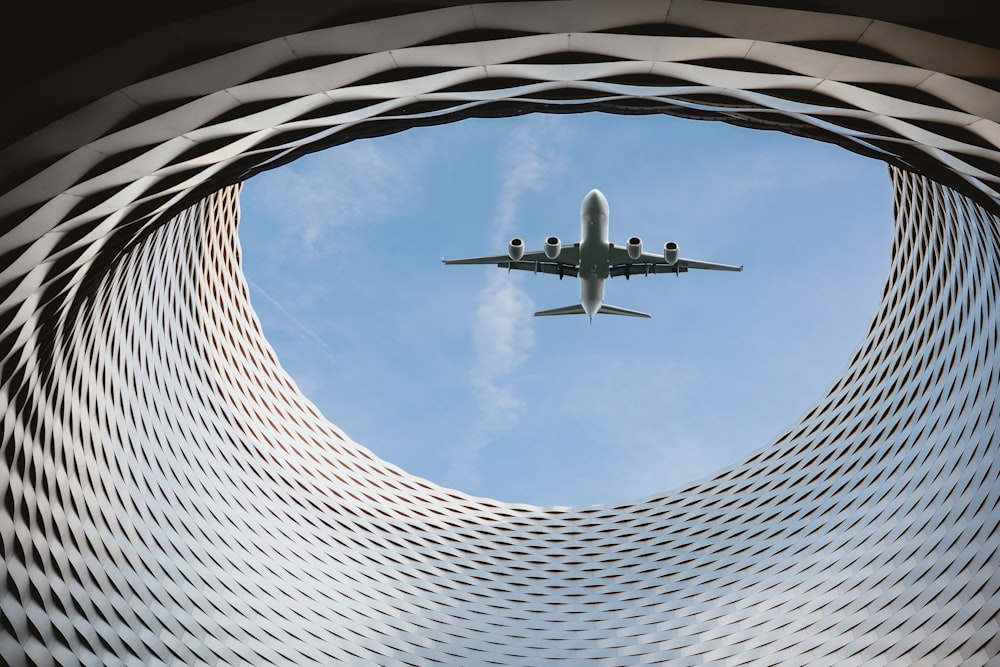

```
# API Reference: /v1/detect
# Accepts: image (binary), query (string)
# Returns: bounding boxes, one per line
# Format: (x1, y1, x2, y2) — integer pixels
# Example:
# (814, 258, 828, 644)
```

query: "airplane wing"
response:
(609, 244, 742, 275)
(500, 260, 579, 278)
(442, 252, 523, 265)
(676, 257, 744, 271)
(609, 263, 687, 277)
(443, 244, 581, 277)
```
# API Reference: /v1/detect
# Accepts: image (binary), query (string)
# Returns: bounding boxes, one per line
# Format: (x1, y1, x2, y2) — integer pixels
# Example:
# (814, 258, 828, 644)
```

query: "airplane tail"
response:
(534, 304, 586, 317)
(533, 304, 651, 318)
(597, 304, 651, 318)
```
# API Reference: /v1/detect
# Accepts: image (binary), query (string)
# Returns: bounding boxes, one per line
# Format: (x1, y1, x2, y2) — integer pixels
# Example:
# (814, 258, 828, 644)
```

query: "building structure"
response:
(1, 1, 998, 664)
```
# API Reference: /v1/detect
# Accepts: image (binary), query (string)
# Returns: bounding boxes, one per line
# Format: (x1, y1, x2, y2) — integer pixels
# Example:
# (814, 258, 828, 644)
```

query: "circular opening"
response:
(238, 113, 893, 507)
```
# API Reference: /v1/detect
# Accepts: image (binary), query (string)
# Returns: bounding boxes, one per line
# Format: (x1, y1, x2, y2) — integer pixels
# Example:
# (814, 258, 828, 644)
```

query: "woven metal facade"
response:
(2, 1, 999, 664)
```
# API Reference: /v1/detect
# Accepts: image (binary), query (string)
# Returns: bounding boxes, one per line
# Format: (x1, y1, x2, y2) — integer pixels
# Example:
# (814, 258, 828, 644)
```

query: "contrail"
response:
(247, 278, 339, 367)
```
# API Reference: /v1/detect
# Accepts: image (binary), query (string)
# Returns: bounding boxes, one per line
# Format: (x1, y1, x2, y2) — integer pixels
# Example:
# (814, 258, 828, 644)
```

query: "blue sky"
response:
(238, 112, 893, 508)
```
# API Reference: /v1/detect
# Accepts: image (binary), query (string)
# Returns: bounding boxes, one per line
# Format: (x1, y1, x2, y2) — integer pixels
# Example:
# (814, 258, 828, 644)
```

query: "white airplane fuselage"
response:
(579, 189, 610, 318)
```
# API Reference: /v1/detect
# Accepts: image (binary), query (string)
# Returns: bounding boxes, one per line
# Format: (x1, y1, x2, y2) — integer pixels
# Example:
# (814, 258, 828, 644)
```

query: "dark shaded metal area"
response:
(3, 0, 1000, 241)
(2, 1, 993, 92)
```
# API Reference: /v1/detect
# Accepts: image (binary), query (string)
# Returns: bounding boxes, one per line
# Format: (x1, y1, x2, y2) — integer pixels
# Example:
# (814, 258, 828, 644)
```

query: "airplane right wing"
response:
(675, 257, 743, 272)
(608, 243, 742, 277)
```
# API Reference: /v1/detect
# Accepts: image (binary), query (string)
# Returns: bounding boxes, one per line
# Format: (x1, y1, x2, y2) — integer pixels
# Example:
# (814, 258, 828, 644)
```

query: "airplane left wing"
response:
(500, 260, 579, 278)
(443, 244, 581, 277)
(442, 252, 518, 266)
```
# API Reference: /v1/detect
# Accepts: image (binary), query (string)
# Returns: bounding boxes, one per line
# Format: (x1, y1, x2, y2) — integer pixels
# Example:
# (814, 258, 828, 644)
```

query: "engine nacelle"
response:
(627, 236, 643, 260)
(544, 236, 561, 259)
(508, 237, 525, 261)
(664, 241, 679, 265)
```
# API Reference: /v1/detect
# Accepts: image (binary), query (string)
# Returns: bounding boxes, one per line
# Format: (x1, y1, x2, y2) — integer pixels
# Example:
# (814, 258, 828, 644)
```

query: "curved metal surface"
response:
(1, 1, 999, 664)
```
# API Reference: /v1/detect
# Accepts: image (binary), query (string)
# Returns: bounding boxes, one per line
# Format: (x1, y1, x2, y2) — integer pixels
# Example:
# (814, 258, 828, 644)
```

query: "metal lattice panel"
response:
(1, 1, 999, 665)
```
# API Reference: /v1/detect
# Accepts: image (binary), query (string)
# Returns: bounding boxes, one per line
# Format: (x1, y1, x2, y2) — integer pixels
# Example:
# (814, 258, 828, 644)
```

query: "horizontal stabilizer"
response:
(533, 303, 651, 318)
(598, 304, 651, 318)
(534, 304, 586, 317)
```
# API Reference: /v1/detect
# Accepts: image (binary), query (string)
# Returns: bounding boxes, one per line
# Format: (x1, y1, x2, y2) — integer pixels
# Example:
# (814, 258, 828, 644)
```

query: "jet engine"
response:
(508, 237, 525, 261)
(544, 236, 561, 259)
(627, 236, 643, 260)
(664, 241, 679, 265)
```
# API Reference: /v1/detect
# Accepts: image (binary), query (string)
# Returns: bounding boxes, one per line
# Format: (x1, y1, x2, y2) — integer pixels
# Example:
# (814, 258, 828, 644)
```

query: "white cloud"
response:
(472, 275, 535, 385)
(445, 116, 566, 490)
(242, 135, 430, 254)
(239, 129, 434, 354)
(238, 130, 435, 437)
(491, 116, 568, 245)
(445, 272, 536, 490)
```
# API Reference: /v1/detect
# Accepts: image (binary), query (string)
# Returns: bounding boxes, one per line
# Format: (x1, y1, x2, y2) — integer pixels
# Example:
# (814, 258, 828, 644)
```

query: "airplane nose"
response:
(582, 189, 607, 215)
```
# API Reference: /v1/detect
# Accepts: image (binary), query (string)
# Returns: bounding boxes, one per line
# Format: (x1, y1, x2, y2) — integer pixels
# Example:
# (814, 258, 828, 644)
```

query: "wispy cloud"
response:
(238, 130, 433, 413)
(445, 116, 566, 490)
(491, 117, 568, 245)
(242, 136, 429, 255)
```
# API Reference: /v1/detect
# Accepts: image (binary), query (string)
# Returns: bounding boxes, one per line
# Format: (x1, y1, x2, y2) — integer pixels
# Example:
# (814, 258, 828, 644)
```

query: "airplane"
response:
(442, 189, 742, 321)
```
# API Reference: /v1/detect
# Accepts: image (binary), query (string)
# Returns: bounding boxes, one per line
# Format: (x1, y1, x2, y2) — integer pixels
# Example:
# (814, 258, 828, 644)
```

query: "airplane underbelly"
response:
(579, 224, 610, 279)
(580, 276, 604, 314)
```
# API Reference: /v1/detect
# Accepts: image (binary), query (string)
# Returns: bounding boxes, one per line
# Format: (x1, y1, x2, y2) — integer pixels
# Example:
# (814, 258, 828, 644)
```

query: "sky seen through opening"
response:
(238, 113, 893, 507)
